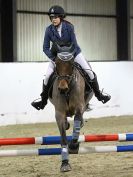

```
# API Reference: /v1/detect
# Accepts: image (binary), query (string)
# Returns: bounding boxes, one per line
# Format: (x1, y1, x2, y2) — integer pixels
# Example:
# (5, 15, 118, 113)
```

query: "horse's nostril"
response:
(58, 87, 68, 94)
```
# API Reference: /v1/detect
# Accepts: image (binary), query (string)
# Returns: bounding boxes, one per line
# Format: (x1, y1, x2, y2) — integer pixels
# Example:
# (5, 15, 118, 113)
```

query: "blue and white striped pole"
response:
(0, 145, 133, 157)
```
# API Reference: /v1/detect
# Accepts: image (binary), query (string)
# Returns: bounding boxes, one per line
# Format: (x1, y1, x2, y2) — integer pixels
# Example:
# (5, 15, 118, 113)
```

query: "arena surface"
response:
(0, 116, 133, 177)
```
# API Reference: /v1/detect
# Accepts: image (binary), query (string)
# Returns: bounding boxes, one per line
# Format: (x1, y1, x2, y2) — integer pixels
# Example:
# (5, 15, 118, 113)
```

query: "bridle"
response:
(56, 74, 74, 82)
(55, 51, 75, 84)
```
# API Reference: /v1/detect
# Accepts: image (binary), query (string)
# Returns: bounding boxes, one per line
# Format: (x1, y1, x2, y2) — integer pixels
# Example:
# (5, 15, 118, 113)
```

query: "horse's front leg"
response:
(69, 108, 83, 153)
(55, 111, 71, 172)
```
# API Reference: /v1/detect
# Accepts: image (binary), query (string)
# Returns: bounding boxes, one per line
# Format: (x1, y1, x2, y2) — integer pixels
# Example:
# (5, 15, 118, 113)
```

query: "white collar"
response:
(56, 23, 62, 37)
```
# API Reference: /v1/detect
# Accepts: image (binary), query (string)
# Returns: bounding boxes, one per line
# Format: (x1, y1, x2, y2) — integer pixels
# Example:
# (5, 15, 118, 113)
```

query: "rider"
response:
(31, 5, 111, 110)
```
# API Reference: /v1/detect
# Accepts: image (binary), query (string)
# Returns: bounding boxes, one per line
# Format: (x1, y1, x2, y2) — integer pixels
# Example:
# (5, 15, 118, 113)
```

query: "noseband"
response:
(56, 74, 75, 83)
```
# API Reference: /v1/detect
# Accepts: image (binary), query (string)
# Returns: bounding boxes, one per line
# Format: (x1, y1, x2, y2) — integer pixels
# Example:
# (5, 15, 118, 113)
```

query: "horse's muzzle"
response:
(58, 80, 69, 94)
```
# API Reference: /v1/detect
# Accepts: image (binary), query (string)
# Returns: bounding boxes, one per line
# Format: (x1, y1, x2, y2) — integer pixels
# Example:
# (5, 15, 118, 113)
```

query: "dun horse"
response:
(49, 44, 93, 172)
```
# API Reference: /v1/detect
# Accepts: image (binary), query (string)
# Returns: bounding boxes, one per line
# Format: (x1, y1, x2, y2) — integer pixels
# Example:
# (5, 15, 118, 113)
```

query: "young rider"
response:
(31, 5, 111, 110)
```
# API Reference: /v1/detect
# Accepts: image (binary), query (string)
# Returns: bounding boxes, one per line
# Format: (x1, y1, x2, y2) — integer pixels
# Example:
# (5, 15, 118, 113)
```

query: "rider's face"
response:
(50, 16, 61, 26)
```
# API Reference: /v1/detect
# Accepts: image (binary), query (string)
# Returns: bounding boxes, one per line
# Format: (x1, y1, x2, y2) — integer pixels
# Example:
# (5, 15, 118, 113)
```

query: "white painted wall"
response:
(0, 61, 133, 126)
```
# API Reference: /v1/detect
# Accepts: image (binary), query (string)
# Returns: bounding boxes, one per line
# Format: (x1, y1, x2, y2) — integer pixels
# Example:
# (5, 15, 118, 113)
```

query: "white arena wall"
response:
(0, 61, 133, 126)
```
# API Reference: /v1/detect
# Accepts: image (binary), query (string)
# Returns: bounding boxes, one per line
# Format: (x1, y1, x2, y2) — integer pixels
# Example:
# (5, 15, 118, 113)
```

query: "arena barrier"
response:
(0, 145, 133, 157)
(0, 133, 133, 146)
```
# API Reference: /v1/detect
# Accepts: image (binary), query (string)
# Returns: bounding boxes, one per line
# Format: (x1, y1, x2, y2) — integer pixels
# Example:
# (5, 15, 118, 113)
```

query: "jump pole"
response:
(0, 145, 133, 157)
(0, 133, 133, 146)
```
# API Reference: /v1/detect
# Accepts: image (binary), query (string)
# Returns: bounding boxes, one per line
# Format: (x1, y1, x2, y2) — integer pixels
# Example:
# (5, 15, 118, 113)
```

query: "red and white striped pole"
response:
(0, 133, 132, 146)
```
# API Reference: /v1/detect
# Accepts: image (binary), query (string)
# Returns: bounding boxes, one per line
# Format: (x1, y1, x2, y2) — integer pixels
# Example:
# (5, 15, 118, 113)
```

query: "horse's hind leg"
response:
(55, 111, 71, 172)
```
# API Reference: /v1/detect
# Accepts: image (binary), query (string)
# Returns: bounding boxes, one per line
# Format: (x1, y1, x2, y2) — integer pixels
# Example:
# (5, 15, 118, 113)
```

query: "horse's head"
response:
(55, 44, 75, 94)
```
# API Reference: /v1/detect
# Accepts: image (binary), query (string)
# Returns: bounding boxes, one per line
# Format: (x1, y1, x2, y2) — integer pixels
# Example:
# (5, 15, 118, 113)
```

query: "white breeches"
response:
(44, 61, 55, 85)
(44, 52, 94, 85)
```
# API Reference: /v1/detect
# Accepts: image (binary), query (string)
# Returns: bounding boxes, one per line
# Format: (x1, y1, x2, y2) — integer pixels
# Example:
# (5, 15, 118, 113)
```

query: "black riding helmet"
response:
(48, 5, 66, 19)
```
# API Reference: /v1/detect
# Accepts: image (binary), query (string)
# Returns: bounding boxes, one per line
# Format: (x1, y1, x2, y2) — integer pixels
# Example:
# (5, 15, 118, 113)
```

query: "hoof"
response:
(60, 160, 71, 172)
(65, 121, 70, 130)
(69, 140, 80, 154)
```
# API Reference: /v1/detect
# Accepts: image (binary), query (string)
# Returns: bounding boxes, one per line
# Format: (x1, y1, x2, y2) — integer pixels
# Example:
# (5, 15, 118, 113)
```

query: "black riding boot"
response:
(31, 82, 49, 110)
(90, 75, 111, 104)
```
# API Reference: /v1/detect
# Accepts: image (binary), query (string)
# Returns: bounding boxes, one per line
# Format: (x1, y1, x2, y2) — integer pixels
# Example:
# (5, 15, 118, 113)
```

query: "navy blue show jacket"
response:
(43, 20, 81, 60)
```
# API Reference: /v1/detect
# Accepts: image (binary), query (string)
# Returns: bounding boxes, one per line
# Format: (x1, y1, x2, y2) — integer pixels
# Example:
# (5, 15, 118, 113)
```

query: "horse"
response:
(49, 44, 93, 172)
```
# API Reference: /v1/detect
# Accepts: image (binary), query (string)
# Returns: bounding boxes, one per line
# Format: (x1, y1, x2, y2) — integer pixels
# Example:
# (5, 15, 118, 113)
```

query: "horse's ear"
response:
(53, 42, 61, 53)
(69, 43, 75, 54)
(56, 43, 61, 50)
(54, 57, 58, 64)
(54, 42, 76, 55)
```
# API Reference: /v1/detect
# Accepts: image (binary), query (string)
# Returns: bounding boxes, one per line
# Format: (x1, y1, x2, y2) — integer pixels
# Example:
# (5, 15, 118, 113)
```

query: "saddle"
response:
(74, 62, 92, 92)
